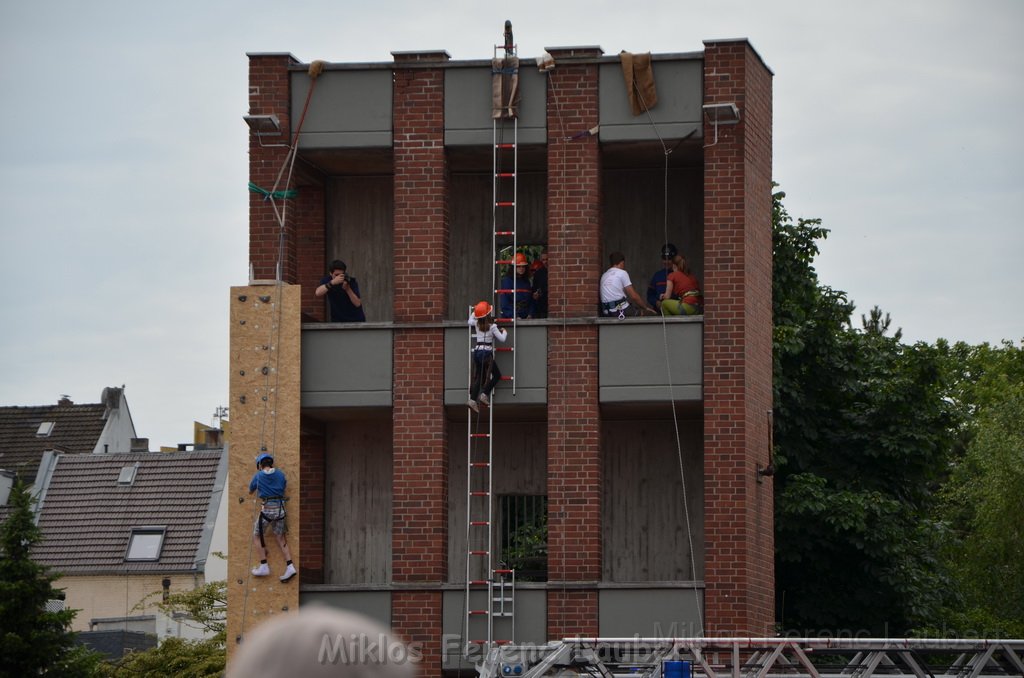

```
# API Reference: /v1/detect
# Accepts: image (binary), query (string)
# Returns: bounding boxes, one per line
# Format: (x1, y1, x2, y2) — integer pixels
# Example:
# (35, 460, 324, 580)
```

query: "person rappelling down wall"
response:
(467, 301, 508, 413)
(249, 453, 297, 582)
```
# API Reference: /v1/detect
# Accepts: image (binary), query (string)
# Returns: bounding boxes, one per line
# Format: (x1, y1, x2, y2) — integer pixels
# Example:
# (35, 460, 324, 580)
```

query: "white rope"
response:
(634, 81, 706, 636)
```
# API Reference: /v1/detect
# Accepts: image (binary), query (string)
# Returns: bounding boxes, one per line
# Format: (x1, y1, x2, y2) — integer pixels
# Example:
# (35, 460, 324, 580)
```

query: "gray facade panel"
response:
(444, 325, 547, 405)
(442, 588, 546, 670)
(301, 328, 393, 407)
(445, 65, 547, 146)
(292, 69, 393, 149)
(598, 588, 704, 637)
(599, 321, 702, 401)
(298, 590, 392, 629)
(599, 59, 704, 142)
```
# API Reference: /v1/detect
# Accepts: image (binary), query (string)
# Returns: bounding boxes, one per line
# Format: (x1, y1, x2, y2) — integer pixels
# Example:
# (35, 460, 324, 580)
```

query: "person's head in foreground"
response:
(229, 605, 418, 678)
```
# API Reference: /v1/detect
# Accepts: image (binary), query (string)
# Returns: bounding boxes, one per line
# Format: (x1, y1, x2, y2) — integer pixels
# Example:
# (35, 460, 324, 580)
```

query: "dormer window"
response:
(36, 421, 55, 437)
(125, 527, 166, 561)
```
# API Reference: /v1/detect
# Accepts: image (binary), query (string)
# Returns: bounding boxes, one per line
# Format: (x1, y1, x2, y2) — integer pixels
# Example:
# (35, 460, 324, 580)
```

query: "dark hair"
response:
(329, 259, 347, 273)
(609, 251, 625, 266)
(477, 316, 493, 332)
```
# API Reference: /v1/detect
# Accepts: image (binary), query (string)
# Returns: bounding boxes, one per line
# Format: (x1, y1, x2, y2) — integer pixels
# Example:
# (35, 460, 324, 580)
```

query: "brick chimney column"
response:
(390, 49, 450, 676)
(544, 46, 603, 639)
(702, 39, 775, 636)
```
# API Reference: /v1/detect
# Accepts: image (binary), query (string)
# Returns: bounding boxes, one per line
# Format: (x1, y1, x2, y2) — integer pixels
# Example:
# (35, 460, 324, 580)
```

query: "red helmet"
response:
(514, 252, 528, 266)
(530, 259, 544, 273)
(473, 301, 493, 318)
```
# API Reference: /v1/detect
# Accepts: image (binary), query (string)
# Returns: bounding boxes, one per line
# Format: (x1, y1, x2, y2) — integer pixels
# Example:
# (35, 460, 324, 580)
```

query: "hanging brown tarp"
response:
(620, 51, 658, 116)
(492, 56, 520, 119)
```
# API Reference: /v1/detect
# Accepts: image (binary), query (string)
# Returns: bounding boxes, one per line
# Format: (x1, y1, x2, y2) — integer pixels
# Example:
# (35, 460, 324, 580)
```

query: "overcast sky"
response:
(1, 0, 1021, 449)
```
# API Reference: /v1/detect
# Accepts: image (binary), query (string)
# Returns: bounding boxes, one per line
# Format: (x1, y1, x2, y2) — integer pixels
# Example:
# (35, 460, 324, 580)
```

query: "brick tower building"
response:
(228, 38, 774, 675)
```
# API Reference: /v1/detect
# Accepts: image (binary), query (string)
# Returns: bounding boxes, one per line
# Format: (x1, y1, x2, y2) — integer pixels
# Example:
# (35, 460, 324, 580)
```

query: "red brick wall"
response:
(299, 428, 325, 584)
(248, 54, 297, 282)
(546, 49, 603, 319)
(545, 48, 603, 639)
(702, 39, 775, 636)
(295, 184, 325, 320)
(390, 52, 449, 677)
(392, 53, 449, 323)
(392, 591, 442, 675)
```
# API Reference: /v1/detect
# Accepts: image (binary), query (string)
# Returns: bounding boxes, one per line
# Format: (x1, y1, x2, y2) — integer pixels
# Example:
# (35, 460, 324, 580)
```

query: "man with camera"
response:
(315, 259, 366, 322)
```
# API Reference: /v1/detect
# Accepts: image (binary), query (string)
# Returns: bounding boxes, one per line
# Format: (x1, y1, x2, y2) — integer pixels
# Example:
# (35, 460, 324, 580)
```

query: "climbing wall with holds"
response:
(226, 283, 301, 659)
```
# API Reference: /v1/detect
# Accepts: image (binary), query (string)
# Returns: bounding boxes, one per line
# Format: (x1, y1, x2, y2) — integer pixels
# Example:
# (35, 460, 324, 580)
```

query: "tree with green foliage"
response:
(103, 580, 226, 678)
(772, 188, 954, 634)
(929, 340, 1024, 637)
(0, 479, 105, 677)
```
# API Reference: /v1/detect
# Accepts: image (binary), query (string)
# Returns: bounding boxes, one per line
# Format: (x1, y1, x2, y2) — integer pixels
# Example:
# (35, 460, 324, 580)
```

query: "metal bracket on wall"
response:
(702, 103, 740, 148)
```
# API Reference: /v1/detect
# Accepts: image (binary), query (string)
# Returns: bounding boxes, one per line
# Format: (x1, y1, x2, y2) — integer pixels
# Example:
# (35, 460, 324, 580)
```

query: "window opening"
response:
(498, 494, 547, 581)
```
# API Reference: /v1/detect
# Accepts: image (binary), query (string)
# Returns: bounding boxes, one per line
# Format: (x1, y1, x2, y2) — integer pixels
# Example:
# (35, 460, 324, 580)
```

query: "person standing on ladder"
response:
(249, 453, 297, 582)
(467, 301, 507, 412)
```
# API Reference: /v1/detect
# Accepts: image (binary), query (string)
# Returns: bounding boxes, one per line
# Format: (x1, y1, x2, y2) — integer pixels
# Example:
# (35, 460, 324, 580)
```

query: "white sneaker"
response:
(478, 393, 490, 406)
(280, 563, 297, 582)
(466, 399, 479, 413)
(251, 563, 270, 577)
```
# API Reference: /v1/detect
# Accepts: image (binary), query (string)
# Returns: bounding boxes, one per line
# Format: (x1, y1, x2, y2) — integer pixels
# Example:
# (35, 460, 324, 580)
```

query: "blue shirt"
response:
(647, 268, 669, 308)
(319, 275, 366, 322)
(249, 468, 287, 499)
(500, 273, 534, 318)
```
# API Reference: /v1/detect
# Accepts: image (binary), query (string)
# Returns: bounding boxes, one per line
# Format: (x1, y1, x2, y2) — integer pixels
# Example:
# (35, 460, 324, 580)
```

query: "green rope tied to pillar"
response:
(248, 181, 298, 200)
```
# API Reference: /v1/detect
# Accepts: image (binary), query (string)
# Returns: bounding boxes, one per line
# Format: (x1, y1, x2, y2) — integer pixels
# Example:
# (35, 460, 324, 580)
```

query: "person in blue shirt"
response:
(499, 252, 534, 319)
(647, 243, 678, 312)
(249, 453, 297, 582)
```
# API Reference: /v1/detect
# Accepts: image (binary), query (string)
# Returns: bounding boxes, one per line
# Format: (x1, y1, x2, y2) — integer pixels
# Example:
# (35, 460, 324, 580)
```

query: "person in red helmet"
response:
(467, 301, 508, 412)
(499, 252, 534, 319)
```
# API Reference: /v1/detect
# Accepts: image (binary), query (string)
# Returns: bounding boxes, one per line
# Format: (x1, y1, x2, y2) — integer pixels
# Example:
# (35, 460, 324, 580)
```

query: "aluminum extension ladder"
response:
(461, 31, 520, 658)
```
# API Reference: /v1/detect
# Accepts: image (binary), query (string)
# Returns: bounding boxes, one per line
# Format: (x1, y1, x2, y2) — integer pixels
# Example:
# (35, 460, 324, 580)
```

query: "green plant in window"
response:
(502, 512, 547, 582)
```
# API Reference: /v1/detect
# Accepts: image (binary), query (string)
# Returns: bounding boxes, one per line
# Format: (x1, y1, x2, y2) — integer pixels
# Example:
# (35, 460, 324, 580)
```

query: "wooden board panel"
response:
(226, 284, 301, 657)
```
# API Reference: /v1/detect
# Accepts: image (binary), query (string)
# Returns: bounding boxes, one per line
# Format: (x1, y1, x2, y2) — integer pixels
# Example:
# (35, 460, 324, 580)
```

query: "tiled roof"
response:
(33, 450, 225, 575)
(0, 403, 109, 481)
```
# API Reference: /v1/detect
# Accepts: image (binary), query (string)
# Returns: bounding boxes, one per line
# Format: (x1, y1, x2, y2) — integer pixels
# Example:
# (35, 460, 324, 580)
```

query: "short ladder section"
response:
(492, 42, 519, 395)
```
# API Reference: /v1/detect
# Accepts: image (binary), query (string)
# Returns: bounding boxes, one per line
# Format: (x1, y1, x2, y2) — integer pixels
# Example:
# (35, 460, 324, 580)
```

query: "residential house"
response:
(31, 448, 228, 643)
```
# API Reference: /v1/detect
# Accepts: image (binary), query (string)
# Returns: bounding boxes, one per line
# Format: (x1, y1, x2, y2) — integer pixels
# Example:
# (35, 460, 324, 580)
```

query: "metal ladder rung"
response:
(494, 230, 515, 236)
(470, 491, 490, 496)
(469, 520, 490, 526)
(499, 376, 514, 381)
(468, 610, 489, 616)
(495, 346, 513, 352)
(495, 201, 515, 207)
(470, 433, 490, 438)
(468, 580, 489, 585)
(496, 172, 515, 178)
(495, 143, 515, 149)
(470, 462, 490, 468)
(469, 550, 489, 556)
(493, 569, 514, 574)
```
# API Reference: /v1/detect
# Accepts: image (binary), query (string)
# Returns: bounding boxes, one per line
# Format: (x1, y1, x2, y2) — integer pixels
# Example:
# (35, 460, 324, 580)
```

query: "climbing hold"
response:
(238, 295, 247, 302)
(261, 366, 270, 375)
(239, 395, 247, 404)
